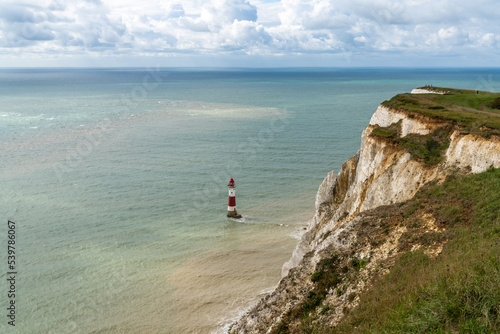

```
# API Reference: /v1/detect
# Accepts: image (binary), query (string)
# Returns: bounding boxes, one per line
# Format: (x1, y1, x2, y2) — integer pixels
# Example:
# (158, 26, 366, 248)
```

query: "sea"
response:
(1, 68, 499, 333)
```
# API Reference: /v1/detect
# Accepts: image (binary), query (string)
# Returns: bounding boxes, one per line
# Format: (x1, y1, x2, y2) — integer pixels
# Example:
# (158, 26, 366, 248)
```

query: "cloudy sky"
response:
(1, 0, 499, 67)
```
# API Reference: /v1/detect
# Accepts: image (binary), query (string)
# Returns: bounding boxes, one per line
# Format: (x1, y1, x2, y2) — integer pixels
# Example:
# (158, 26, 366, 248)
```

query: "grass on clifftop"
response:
(382, 87, 500, 135)
(371, 123, 452, 165)
(372, 87, 500, 165)
(330, 168, 500, 333)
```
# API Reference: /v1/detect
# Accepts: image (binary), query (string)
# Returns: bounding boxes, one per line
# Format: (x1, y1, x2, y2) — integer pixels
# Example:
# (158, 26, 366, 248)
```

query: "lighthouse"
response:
(227, 178, 242, 218)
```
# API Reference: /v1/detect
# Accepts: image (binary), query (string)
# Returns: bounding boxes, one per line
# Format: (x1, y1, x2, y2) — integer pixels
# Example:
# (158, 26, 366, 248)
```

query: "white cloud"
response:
(167, 4, 185, 19)
(437, 26, 469, 46)
(354, 36, 367, 43)
(201, 0, 257, 28)
(0, 0, 499, 65)
(219, 20, 271, 51)
(279, 0, 351, 30)
(0, 0, 133, 50)
(477, 33, 498, 47)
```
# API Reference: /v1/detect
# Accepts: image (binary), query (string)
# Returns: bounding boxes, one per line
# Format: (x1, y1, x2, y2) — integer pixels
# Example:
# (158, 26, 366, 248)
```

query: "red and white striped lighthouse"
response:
(227, 178, 242, 218)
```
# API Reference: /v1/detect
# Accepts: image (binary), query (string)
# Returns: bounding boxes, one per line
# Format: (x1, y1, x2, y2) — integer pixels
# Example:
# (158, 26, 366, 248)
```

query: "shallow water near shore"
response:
(1, 68, 499, 333)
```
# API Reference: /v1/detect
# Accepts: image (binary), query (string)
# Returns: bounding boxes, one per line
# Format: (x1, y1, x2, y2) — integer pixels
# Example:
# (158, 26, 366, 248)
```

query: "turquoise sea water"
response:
(1, 68, 499, 333)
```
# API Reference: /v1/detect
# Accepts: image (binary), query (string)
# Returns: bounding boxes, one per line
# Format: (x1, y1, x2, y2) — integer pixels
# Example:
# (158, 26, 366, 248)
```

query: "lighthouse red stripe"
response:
(228, 197, 236, 206)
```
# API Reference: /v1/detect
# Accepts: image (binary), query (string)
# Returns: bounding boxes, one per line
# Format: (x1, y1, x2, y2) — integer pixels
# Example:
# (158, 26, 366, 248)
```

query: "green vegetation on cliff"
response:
(370, 87, 500, 166)
(382, 87, 500, 135)
(268, 168, 499, 334)
(371, 122, 452, 165)
(329, 167, 500, 333)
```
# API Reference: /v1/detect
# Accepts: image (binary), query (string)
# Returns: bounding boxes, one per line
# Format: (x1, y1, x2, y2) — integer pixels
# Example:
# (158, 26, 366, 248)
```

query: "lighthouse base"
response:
(227, 210, 242, 218)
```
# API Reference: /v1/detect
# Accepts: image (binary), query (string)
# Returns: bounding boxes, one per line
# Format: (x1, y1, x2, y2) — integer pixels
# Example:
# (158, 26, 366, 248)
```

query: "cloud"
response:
(279, 0, 351, 30)
(201, 0, 257, 28)
(0, 1, 133, 49)
(219, 20, 272, 51)
(0, 3, 58, 46)
(0, 0, 499, 65)
(167, 4, 185, 19)
(0, 4, 36, 23)
(436, 26, 469, 46)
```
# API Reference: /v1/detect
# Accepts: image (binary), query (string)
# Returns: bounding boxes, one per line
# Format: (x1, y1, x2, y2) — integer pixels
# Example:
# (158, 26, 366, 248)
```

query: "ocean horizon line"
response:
(1, 66, 500, 70)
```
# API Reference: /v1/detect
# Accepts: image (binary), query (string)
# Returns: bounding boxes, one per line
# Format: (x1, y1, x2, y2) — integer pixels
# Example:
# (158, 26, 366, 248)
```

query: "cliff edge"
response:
(229, 87, 500, 333)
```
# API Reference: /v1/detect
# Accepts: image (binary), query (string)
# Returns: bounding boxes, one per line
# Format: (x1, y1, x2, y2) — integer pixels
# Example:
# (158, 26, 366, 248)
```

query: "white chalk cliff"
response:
(229, 89, 500, 333)
(411, 87, 447, 94)
(280, 103, 499, 277)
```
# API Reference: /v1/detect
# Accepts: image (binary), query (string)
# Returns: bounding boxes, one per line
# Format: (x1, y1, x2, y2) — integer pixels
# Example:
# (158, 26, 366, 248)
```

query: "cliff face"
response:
(282, 104, 498, 278)
(229, 89, 500, 333)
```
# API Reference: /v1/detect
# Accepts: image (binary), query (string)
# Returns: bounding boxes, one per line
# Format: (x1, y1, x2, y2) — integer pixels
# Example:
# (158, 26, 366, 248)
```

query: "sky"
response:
(0, 0, 499, 67)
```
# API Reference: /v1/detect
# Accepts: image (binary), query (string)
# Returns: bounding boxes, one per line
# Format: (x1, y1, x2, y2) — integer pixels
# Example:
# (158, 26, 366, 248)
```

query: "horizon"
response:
(2, 66, 500, 70)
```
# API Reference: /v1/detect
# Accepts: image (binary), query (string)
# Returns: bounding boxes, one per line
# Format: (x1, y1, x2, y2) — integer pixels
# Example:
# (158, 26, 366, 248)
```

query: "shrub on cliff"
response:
(491, 97, 500, 110)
